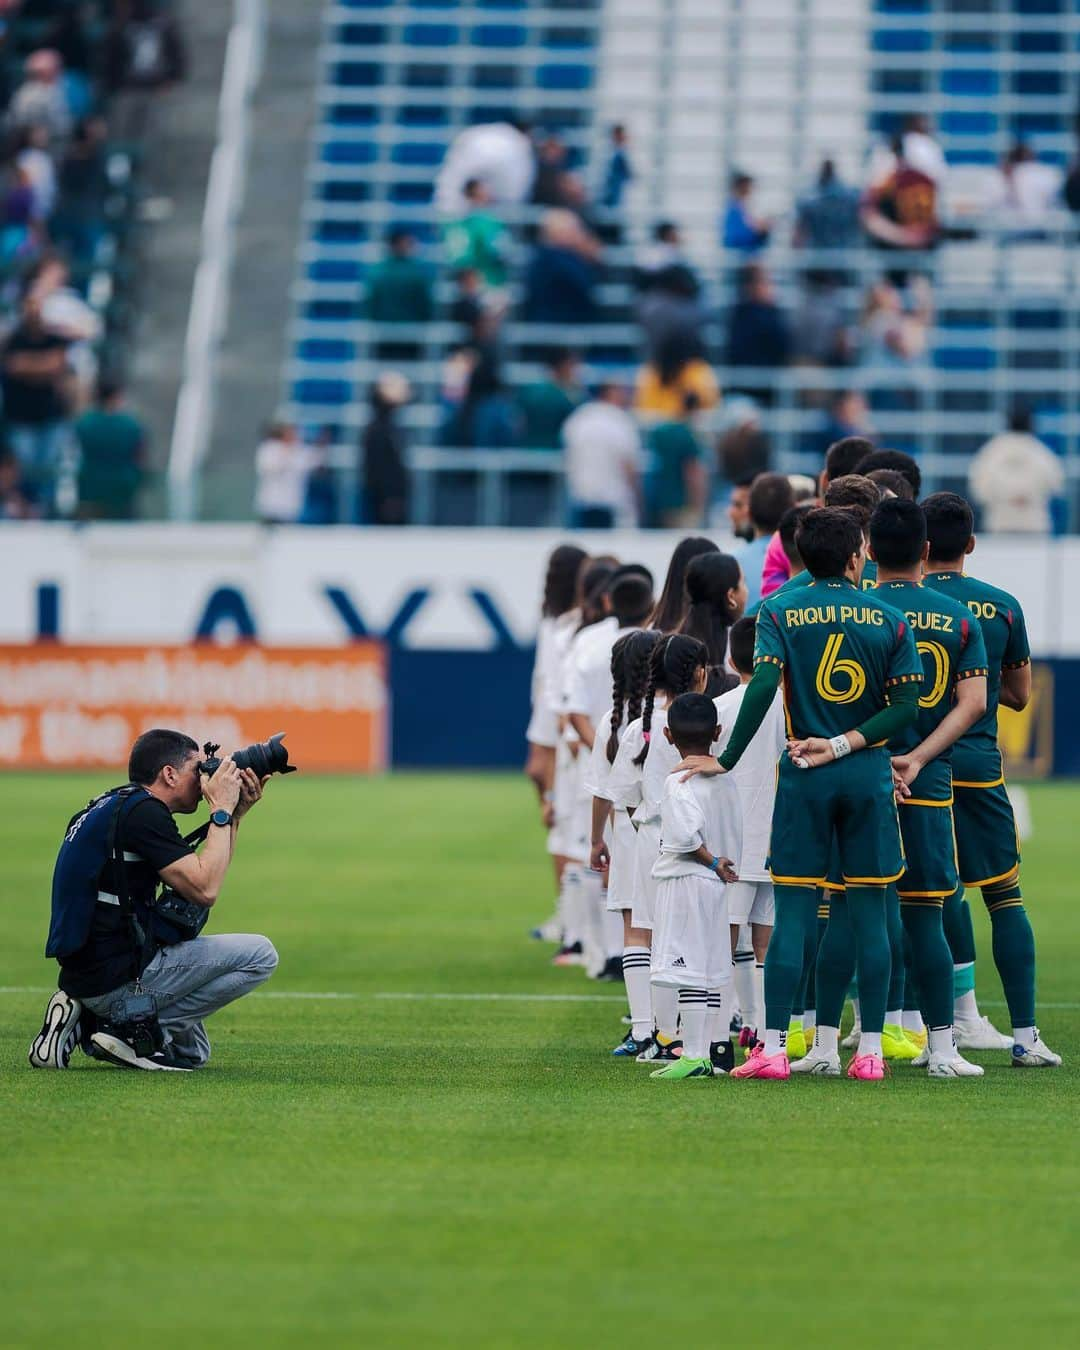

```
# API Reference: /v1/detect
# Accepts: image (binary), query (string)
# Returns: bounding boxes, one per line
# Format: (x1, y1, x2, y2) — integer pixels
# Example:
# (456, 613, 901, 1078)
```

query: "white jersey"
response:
(526, 614, 558, 747)
(713, 683, 786, 882)
(652, 773, 743, 883)
(583, 705, 621, 799)
(563, 616, 624, 722)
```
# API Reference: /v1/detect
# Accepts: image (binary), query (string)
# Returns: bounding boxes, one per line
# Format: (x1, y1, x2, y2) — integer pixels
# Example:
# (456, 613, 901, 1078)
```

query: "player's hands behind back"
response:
(786, 737, 833, 769)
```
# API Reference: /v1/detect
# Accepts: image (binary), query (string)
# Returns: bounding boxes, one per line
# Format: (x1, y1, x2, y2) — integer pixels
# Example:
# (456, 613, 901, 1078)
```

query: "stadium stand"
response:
(268, 2, 1080, 530)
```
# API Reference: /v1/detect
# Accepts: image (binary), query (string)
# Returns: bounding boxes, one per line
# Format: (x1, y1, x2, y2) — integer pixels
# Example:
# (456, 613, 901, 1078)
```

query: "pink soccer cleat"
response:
(731, 1044, 790, 1079)
(846, 1053, 887, 1081)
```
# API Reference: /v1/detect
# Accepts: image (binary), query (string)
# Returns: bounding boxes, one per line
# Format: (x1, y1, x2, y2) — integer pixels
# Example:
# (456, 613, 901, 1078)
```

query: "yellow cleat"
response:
(904, 1028, 928, 1053)
(786, 1021, 808, 1060)
(882, 1023, 921, 1061)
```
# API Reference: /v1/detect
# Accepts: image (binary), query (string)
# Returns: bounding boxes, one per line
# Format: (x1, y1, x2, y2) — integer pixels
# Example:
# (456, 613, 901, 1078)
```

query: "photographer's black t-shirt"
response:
(58, 797, 194, 999)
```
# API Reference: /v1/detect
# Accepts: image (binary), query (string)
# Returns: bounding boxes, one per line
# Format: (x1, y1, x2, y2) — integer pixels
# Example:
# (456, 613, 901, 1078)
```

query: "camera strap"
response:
(105, 785, 155, 977)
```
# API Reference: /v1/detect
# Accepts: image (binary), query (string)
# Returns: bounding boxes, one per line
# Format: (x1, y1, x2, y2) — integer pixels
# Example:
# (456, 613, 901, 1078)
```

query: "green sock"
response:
(764, 885, 819, 1032)
(900, 902, 953, 1028)
(885, 884, 905, 1012)
(943, 884, 976, 965)
(846, 886, 891, 1036)
(814, 893, 855, 1027)
(983, 882, 1036, 1028)
(790, 906, 820, 1019)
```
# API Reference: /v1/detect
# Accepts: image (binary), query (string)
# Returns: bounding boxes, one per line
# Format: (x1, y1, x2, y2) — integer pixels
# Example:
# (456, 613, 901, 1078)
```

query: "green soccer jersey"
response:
(872, 579, 989, 800)
(923, 570, 1030, 783)
(749, 559, 878, 618)
(755, 575, 922, 740)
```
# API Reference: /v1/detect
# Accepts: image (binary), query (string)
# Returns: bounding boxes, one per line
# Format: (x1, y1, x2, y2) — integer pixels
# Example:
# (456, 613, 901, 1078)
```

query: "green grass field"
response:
(2, 772, 1078, 1349)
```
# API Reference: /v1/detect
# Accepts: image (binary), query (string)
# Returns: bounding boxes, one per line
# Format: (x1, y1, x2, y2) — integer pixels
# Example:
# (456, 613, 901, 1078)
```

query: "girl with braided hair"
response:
(677, 551, 748, 698)
(608, 634, 712, 1061)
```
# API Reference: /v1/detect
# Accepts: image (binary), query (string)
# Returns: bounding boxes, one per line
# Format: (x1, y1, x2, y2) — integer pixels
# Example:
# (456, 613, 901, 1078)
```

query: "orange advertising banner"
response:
(0, 643, 387, 772)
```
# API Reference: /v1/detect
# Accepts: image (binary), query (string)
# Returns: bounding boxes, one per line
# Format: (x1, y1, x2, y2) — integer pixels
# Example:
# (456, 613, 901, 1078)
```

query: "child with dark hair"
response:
(714, 616, 786, 1049)
(649, 693, 742, 1080)
(607, 634, 710, 1061)
(648, 535, 718, 633)
(678, 551, 748, 696)
(586, 629, 663, 1054)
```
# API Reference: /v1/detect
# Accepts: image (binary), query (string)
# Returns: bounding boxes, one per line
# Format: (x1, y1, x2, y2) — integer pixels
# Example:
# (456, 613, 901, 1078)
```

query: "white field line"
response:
(2, 986, 1079, 1010)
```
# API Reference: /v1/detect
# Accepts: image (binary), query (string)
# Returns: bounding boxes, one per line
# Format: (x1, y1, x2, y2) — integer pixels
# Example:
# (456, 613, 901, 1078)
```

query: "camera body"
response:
(103, 987, 163, 1058)
(197, 732, 297, 779)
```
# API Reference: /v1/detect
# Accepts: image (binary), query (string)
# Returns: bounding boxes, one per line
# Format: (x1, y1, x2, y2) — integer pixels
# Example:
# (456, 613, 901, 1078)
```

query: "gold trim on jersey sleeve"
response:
(956, 667, 989, 680)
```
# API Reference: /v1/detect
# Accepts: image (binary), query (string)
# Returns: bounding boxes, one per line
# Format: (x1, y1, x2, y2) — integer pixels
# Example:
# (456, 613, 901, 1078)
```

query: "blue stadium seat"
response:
(307, 259, 364, 283)
(292, 380, 352, 406)
(298, 339, 356, 362)
(535, 64, 592, 90)
(391, 141, 445, 165)
(321, 140, 379, 164)
(471, 24, 527, 47)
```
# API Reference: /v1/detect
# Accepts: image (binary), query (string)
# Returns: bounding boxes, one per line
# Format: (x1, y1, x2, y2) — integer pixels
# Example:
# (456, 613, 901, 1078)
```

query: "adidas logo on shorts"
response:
(672, 956, 686, 968)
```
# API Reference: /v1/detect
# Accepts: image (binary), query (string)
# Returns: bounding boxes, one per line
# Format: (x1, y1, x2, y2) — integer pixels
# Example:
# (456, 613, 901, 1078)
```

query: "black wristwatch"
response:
(210, 809, 233, 828)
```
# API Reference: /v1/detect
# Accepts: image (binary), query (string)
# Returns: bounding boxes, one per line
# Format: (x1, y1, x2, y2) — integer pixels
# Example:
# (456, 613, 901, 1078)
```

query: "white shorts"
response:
(629, 820, 661, 930)
(548, 740, 587, 860)
(650, 873, 731, 990)
(605, 811, 638, 912)
(726, 879, 775, 927)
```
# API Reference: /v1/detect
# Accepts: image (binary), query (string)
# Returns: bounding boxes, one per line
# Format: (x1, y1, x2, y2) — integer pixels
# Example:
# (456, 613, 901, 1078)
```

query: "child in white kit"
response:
(650, 693, 742, 1081)
(713, 616, 786, 1048)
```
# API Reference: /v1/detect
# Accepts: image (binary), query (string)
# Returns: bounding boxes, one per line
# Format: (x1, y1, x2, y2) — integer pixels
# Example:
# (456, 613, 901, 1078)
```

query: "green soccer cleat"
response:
(786, 1022, 808, 1060)
(650, 1056, 714, 1081)
(882, 1023, 922, 1061)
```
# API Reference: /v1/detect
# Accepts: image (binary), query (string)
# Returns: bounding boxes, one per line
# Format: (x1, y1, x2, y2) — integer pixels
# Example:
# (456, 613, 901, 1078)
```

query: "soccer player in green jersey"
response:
(922, 493, 1060, 1067)
(678, 508, 922, 1081)
(797, 499, 989, 1078)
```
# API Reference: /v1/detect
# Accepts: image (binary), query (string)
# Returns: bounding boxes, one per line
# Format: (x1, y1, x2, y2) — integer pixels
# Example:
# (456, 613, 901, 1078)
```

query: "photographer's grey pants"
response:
(83, 933, 278, 1068)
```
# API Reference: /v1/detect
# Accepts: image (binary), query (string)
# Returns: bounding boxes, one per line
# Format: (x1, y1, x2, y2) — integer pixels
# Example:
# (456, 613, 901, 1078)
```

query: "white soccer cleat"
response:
(1011, 1033, 1061, 1068)
(790, 1048, 841, 1076)
(927, 1051, 984, 1078)
(954, 1015, 1014, 1051)
(841, 1021, 861, 1050)
(911, 1046, 930, 1068)
(28, 991, 82, 1069)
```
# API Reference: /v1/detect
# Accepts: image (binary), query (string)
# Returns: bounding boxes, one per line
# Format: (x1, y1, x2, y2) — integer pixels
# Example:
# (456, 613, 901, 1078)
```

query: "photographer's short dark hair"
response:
(749, 472, 796, 534)
(870, 498, 927, 569)
(667, 692, 718, 750)
(856, 448, 921, 497)
(128, 729, 199, 786)
(922, 491, 974, 562)
(796, 508, 863, 579)
(824, 436, 874, 483)
(728, 616, 757, 676)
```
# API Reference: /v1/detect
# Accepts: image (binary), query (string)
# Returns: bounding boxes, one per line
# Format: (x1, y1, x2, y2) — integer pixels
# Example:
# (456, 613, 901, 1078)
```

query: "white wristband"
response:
(829, 734, 852, 761)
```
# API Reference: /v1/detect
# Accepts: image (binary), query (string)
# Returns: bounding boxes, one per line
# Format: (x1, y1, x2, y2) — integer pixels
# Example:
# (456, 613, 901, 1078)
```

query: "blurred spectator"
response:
(646, 391, 708, 529)
(722, 172, 771, 254)
(523, 209, 601, 324)
(26, 253, 102, 408)
(817, 390, 873, 455)
(600, 123, 633, 209)
(1, 295, 70, 514)
(717, 398, 770, 487)
(986, 142, 1063, 236)
(518, 347, 580, 450)
(968, 405, 1064, 535)
(561, 382, 642, 528)
(1, 158, 40, 265)
(448, 267, 485, 337)
(9, 49, 72, 141)
(867, 115, 947, 187)
(725, 477, 755, 542)
(15, 125, 56, 222)
(442, 179, 509, 293)
(435, 120, 535, 214)
(462, 339, 520, 448)
(363, 373, 412, 525)
(635, 221, 705, 357)
(74, 378, 145, 519)
(532, 132, 570, 207)
(53, 115, 108, 263)
(726, 263, 791, 401)
(859, 276, 932, 368)
(367, 228, 434, 323)
(735, 472, 796, 608)
(862, 137, 939, 258)
(301, 425, 337, 525)
(0, 449, 35, 519)
(255, 422, 316, 525)
(104, 0, 186, 142)
(795, 159, 861, 256)
(791, 279, 852, 367)
(438, 345, 477, 444)
(635, 332, 719, 421)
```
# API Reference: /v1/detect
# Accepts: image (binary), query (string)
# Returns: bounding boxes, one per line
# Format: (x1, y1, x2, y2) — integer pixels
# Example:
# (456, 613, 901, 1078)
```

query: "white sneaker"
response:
(927, 1051, 984, 1078)
(912, 1046, 930, 1067)
(841, 1022, 861, 1050)
(1011, 1032, 1061, 1068)
(28, 991, 82, 1068)
(954, 1014, 1014, 1051)
(790, 1048, 841, 1076)
(90, 1031, 192, 1072)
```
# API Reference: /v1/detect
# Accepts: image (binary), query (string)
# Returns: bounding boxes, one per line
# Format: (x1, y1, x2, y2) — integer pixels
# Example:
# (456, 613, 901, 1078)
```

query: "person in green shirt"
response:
(646, 390, 708, 528)
(517, 347, 580, 449)
(441, 179, 509, 290)
(75, 379, 145, 520)
(366, 229, 434, 323)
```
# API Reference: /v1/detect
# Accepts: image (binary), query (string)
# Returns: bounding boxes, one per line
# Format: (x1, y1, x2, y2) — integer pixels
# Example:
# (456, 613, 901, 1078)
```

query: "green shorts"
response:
(896, 800, 958, 901)
(769, 750, 904, 888)
(952, 781, 1021, 888)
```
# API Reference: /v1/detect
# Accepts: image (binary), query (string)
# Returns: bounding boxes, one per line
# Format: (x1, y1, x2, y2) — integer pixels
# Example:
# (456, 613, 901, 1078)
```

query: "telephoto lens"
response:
(199, 733, 297, 777)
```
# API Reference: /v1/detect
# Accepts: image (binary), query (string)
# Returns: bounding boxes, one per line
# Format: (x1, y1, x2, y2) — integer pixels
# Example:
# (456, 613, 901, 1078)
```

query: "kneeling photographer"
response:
(30, 729, 287, 1072)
